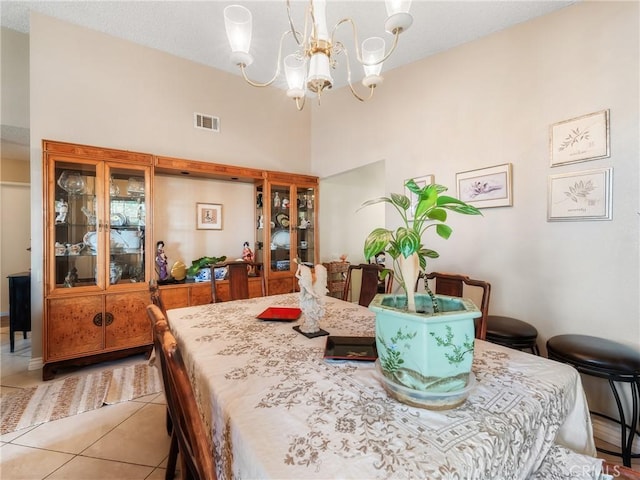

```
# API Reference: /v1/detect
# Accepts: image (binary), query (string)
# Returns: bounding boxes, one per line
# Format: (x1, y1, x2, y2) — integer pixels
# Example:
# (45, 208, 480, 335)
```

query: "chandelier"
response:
(223, 0, 413, 110)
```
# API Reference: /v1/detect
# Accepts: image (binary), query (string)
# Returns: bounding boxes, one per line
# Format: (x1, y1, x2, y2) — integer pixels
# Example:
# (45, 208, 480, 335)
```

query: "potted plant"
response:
(360, 180, 482, 407)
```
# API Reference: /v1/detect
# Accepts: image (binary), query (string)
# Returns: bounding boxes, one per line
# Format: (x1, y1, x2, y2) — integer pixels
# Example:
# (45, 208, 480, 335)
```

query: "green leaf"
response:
(436, 224, 452, 239)
(358, 197, 392, 210)
(426, 208, 447, 222)
(390, 192, 411, 211)
(404, 179, 422, 195)
(363, 228, 392, 260)
(395, 228, 421, 258)
(414, 188, 438, 217)
(420, 248, 440, 259)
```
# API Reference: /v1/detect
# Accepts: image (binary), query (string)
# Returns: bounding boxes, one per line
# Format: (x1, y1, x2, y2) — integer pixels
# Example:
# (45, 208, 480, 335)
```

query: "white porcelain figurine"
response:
(296, 261, 328, 334)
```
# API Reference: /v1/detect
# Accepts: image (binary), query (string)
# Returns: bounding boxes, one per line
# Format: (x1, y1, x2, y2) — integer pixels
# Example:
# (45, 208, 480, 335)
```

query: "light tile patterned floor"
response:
(1, 318, 637, 478)
(0, 320, 173, 480)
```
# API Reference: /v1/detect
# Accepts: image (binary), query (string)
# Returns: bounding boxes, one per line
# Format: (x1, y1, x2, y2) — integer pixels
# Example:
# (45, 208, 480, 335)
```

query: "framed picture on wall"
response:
(456, 163, 513, 208)
(550, 110, 610, 166)
(196, 203, 223, 230)
(547, 167, 612, 221)
(405, 174, 435, 220)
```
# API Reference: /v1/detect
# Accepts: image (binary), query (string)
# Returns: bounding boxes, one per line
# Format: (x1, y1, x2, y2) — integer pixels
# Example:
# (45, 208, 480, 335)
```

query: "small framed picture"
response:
(550, 110, 610, 166)
(196, 203, 223, 230)
(456, 163, 513, 208)
(405, 175, 434, 219)
(547, 168, 612, 221)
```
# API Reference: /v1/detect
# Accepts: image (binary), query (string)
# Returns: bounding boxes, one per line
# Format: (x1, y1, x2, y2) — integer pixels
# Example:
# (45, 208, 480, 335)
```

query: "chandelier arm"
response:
(294, 96, 306, 111)
(238, 30, 295, 88)
(342, 47, 376, 102)
(331, 17, 402, 67)
(286, 0, 303, 47)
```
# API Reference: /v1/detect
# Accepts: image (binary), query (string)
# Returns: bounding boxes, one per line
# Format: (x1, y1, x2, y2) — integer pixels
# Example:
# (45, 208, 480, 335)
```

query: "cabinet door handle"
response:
(105, 312, 114, 326)
(93, 313, 102, 327)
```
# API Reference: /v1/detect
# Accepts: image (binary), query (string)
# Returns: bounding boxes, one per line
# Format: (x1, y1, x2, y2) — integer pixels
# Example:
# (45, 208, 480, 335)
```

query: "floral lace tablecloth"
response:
(167, 293, 603, 480)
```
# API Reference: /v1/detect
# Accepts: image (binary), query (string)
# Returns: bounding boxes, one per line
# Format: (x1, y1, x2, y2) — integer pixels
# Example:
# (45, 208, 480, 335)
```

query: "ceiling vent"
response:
(194, 112, 220, 133)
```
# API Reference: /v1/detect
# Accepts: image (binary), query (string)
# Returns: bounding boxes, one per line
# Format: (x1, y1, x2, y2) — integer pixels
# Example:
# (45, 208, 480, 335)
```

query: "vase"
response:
(369, 293, 481, 409)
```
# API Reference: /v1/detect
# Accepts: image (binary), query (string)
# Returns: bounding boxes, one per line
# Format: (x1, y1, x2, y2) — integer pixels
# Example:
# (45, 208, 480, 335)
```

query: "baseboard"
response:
(592, 415, 640, 452)
(28, 356, 43, 371)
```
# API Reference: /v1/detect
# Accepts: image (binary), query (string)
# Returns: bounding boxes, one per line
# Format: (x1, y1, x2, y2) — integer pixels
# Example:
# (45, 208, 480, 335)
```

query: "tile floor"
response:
(0, 320, 173, 480)
(1, 319, 637, 479)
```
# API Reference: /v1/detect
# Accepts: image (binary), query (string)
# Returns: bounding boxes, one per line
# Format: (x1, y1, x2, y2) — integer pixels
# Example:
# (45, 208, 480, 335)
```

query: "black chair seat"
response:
(547, 334, 640, 378)
(485, 315, 539, 354)
(486, 315, 538, 340)
(547, 334, 640, 468)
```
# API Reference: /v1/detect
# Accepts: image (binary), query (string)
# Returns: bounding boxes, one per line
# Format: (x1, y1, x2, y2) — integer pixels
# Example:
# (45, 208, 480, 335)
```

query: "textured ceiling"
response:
(1, 0, 576, 159)
(2, 0, 576, 89)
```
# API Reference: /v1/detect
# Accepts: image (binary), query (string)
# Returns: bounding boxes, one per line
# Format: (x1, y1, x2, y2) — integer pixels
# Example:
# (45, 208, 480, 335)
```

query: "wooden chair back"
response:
(148, 279, 167, 314)
(342, 263, 394, 307)
(146, 304, 217, 480)
(211, 261, 265, 303)
(417, 272, 491, 340)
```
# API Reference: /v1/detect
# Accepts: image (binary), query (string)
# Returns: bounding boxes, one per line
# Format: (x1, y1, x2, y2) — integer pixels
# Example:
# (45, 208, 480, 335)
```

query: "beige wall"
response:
(154, 175, 255, 267)
(1, 28, 29, 128)
(18, 3, 640, 429)
(312, 1, 639, 347)
(0, 158, 30, 183)
(312, 1, 639, 421)
(28, 13, 312, 360)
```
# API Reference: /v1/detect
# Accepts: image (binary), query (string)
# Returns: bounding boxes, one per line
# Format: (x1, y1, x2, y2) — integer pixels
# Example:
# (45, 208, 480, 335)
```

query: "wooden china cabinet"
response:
(255, 172, 319, 295)
(42, 140, 153, 380)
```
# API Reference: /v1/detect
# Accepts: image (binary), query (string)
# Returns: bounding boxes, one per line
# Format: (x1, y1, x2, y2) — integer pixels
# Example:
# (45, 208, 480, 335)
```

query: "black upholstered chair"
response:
(485, 315, 540, 355)
(547, 334, 640, 468)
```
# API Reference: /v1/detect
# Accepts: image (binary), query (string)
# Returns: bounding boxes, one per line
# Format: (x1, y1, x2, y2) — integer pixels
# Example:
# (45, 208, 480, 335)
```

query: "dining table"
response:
(165, 293, 605, 480)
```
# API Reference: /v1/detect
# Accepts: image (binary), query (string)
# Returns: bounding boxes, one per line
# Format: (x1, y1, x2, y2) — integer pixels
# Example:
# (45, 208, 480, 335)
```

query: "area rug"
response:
(0, 363, 162, 435)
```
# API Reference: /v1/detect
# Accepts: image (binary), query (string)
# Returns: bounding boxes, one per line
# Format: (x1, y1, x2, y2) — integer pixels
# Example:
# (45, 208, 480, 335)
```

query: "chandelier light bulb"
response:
(384, 0, 413, 33)
(224, 5, 254, 66)
(284, 54, 306, 99)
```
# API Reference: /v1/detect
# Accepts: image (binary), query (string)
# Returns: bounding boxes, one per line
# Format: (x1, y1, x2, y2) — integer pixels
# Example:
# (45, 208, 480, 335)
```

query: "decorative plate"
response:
(324, 336, 378, 361)
(256, 307, 302, 321)
(110, 212, 127, 226)
(271, 230, 290, 249)
(275, 212, 290, 228)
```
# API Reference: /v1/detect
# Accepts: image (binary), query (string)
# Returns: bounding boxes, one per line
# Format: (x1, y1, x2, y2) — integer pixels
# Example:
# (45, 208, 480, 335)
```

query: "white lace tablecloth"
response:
(166, 293, 603, 480)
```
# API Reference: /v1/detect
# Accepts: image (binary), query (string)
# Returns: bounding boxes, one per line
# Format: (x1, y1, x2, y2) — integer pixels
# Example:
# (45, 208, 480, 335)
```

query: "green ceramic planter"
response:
(369, 293, 481, 395)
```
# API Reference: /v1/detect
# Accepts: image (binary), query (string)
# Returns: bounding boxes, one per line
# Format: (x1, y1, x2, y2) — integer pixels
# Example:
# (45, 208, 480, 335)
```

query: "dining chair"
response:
(148, 279, 167, 314)
(416, 272, 491, 340)
(342, 263, 394, 307)
(211, 260, 265, 303)
(146, 304, 217, 480)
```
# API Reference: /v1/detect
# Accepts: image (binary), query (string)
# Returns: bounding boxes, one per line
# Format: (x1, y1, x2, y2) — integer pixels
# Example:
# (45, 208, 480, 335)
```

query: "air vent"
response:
(194, 112, 220, 132)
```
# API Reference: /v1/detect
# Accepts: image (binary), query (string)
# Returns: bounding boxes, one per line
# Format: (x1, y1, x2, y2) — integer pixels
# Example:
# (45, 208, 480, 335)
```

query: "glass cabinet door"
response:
(106, 165, 148, 286)
(52, 161, 99, 288)
(295, 186, 315, 266)
(269, 184, 292, 274)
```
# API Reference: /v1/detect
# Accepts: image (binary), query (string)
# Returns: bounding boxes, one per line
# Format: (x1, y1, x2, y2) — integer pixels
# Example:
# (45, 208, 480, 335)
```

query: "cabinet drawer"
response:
(46, 296, 103, 360)
(190, 283, 212, 306)
(105, 291, 152, 350)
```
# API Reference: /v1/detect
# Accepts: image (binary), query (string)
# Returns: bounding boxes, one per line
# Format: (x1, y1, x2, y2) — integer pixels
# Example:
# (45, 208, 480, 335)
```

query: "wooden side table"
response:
(8, 272, 31, 352)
